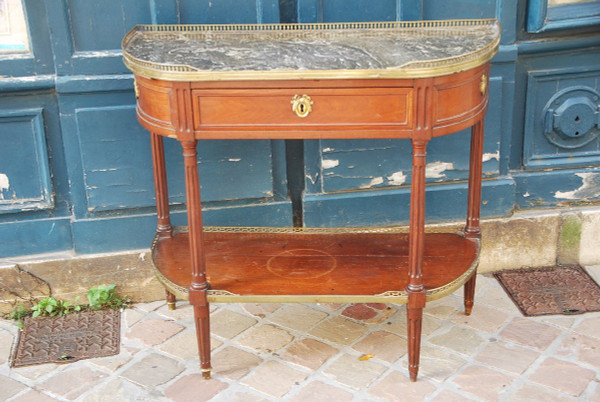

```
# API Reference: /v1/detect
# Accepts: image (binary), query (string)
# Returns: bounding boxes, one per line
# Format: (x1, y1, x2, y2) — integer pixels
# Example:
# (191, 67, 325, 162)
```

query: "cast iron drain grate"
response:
(494, 265, 600, 317)
(11, 309, 120, 367)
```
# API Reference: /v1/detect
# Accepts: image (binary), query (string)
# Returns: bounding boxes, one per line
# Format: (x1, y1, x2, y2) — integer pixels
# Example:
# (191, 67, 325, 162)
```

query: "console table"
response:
(122, 19, 500, 382)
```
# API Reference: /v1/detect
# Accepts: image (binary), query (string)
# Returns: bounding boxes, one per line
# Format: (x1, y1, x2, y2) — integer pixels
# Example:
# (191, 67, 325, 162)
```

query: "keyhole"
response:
(575, 116, 580, 122)
(575, 131, 580, 136)
(299, 104, 305, 113)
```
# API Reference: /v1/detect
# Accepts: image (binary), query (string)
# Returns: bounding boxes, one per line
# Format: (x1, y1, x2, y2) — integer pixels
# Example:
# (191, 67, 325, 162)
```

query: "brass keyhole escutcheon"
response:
(291, 94, 313, 118)
(480, 74, 488, 96)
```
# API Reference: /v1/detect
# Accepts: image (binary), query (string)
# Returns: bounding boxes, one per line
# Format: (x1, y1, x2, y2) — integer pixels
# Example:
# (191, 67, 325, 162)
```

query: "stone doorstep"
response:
(1, 207, 599, 309)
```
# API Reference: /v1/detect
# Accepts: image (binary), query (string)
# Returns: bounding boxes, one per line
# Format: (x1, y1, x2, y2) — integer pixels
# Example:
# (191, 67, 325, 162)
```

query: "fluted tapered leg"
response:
(407, 139, 428, 382)
(182, 140, 211, 378)
(464, 119, 484, 315)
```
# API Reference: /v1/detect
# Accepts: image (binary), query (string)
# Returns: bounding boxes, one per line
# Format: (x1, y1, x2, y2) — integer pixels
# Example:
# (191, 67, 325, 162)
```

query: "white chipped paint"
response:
(322, 147, 334, 152)
(425, 162, 454, 179)
(554, 172, 600, 200)
(306, 173, 319, 185)
(482, 151, 500, 162)
(322, 159, 340, 169)
(228, 158, 241, 162)
(138, 253, 146, 261)
(360, 177, 384, 189)
(523, 192, 530, 198)
(387, 171, 407, 185)
(0, 173, 9, 191)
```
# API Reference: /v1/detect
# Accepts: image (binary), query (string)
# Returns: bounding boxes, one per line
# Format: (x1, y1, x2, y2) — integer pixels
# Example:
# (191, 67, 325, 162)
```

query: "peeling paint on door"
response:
(387, 171, 407, 186)
(554, 172, 600, 200)
(0, 173, 9, 191)
(322, 159, 340, 169)
(360, 177, 384, 189)
(482, 151, 500, 162)
(425, 162, 454, 179)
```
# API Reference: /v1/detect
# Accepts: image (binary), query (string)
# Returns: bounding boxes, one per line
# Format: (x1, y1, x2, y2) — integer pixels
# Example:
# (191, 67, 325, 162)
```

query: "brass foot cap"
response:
(168, 302, 176, 311)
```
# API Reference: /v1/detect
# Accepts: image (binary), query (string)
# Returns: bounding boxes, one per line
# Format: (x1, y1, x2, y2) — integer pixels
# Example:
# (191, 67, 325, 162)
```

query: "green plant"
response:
(8, 304, 30, 329)
(30, 297, 81, 318)
(87, 284, 131, 310)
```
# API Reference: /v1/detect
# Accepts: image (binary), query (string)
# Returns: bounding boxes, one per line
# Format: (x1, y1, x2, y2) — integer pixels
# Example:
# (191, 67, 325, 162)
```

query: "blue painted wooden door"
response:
(0, 0, 289, 257)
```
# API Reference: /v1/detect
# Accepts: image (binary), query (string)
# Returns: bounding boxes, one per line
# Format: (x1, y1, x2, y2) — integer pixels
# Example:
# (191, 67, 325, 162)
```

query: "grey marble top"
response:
(122, 20, 500, 80)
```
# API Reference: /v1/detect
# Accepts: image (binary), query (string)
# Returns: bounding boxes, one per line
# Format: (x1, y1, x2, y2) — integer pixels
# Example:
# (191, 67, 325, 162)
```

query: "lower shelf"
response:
(151, 227, 480, 303)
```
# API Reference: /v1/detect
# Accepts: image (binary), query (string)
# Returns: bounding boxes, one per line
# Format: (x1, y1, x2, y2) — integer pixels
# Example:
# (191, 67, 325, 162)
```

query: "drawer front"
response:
(192, 87, 413, 130)
(433, 66, 488, 125)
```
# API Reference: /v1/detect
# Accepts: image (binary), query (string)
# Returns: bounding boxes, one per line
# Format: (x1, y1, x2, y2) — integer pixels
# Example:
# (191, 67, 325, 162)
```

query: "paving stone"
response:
(268, 304, 328, 331)
(430, 390, 473, 402)
(428, 326, 486, 356)
(451, 304, 510, 333)
(342, 304, 378, 320)
(316, 302, 345, 312)
(241, 361, 307, 398)
(241, 303, 282, 318)
(309, 316, 367, 345)
(126, 318, 184, 346)
(288, 381, 353, 402)
(164, 374, 228, 402)
(12, 364, 60, 380)
(134, 300, 165, 312)
(123, 308, 145, 328)
(557, 333, 600, 367)
(367, 303, 388, 310)
(10, 390, 59, 402)
(452, 365, 514, 402)
(236, 324, 294, 353)
(120, 353, 184, 388)
(0, 329, 14, 364)
(322, 353, 386, 390)
(573, 315, 600, 340)
(529, 357, 596, 397)
(352, 330, 407, 363)
(81, 378, 148, 402)
(161, 332, 223, 360)
(210, 309, 257, 339)
(474, 341, 540, 375)
(385, 309, 442, 338)
(220, 393, 268, 402)
(212, 346, 262, 380)
(89, 347, 137, 371)
(542, 316, 576, 330)
(40, 367, 108, 400)
(509, 384, 574, 402)
(499, 318, 561, 350)
(368, 370, 436, 401)
(156, 302, 194, 321)
(0, 374, 28, 401)
(280, 338, 338, 370)
(424, 297, 461, 320)
(476, 287, 520, 313)
(400, 346, 466, 383)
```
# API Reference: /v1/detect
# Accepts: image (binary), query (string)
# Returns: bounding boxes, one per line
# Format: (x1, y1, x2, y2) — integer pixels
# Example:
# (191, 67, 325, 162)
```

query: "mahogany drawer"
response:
(191, 87, 413, 131)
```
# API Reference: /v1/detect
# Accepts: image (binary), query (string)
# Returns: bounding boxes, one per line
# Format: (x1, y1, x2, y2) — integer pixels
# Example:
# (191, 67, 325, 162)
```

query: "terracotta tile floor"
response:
(1, 268, 600, 401)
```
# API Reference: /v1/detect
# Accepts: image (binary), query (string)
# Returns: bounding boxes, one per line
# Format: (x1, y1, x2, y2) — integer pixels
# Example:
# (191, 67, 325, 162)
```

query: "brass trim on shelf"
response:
(149, 226, 480, 304)
(122, 19, 500, 82)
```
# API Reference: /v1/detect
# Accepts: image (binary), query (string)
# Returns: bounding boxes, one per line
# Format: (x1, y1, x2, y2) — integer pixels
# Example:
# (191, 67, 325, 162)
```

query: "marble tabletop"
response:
(122, 20, 500, 80)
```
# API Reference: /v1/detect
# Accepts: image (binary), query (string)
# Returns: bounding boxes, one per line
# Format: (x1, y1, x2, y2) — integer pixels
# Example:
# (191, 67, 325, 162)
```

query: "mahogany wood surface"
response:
(134, 64, 488, 140)
(152, 230, 478, 297)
